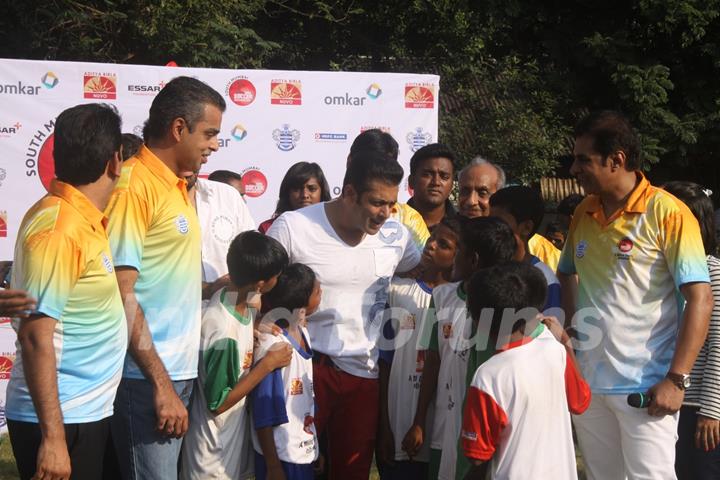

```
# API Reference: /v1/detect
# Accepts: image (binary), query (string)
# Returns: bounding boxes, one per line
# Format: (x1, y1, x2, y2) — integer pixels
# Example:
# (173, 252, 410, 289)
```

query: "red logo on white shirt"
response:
(290, 378, 304, 395)
(618, 237, 634, 253)
(242, 351, 253, 369)
(303, 414, 314, 435)
(442, 323, 453, 339)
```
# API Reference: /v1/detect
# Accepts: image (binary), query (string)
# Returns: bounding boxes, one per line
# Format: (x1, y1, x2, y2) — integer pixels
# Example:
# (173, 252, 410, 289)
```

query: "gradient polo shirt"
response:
(106, 145, 201, 380)
(7, 180, 127, 423)
(558, 173, 710, 394)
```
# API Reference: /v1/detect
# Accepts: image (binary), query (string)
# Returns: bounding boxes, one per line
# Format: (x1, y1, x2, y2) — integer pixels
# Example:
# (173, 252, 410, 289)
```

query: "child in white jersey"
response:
(462, 262, 590, 480)
(403, 216, 519, 480)
(252, 263, 323, 480)
(181, 232, 293, 480)
(377, 218, 461, 479)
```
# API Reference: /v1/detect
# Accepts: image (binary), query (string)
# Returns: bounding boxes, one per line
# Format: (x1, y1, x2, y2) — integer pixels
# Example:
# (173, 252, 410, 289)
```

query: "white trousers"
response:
(573, 394, 679, 480)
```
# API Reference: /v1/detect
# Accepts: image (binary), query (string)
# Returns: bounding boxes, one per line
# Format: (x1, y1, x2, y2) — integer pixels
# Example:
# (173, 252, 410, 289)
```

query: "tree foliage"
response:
(2, 0, 720, 186)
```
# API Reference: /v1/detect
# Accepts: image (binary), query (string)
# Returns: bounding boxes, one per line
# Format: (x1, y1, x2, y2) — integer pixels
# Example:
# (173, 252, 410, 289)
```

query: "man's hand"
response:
(34, 436, 71, 480)
(401, 424, 424, 460)
(696, 414, 720, 451)
(201, 275, 232, 300)
(377, 424, 395, 467)
(0, 289, 36, 317)
(262, 343, 293, 372)
(541, 316, 571, 347)
(647, 378, 683, 417)
(154, 384, 188, 438)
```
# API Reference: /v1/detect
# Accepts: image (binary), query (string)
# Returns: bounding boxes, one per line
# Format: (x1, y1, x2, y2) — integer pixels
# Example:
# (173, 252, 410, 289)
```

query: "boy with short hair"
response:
(181, 231, 293, 480)
(377, 218, 462, 479)
(402, 217, 518, 480)
(462, 262, 591, 479)
(489, 185, 561, 312)
(252, 263, 323, 480)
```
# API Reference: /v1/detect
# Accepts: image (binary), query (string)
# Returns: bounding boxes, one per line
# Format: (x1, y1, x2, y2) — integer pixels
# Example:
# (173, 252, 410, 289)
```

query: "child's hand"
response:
(263, 343, 293, 371)
(266, 464, 286, 480)
(401, 424, 424, 459)
(541, 315, 571, 347)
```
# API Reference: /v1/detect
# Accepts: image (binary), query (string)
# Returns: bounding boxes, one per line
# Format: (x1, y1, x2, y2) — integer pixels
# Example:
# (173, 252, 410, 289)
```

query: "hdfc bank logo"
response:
(84, 72, 117, 100)
(271, 80, 302, 105)
(0, 355, 13, 380)
(24, 119, 56, 191)
(405, 83, 435, 109)
(241, 167, 268, 198)
(226, 76, 256, 106)
(0, 122, 21, 138)
(0, 211, 7, 238)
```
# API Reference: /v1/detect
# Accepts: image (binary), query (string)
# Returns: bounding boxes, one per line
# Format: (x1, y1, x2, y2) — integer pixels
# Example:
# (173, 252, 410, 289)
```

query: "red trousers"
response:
(313, 358, 379, 480)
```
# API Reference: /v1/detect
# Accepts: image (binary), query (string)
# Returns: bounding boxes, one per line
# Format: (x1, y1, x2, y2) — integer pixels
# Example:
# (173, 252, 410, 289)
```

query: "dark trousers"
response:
(8, 417, 111, 480)
(676, 405, 720, 480)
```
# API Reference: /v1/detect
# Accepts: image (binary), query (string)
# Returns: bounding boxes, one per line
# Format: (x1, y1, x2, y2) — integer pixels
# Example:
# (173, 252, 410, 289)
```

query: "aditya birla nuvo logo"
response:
(271, 80, 302, 105)
(84, 72, 117, 100)
(24, 118, 56, 191)
(404, 83, 435, 109)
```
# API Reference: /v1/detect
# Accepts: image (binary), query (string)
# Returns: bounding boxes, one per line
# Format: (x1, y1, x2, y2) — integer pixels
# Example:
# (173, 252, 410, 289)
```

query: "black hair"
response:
(663, 181, 718, 255)
(489, 186, 545, 236)
(467, 262, 547, 339)
(545, 221, 565, 235)
(574, 110, 641, 170)
(459, 216, 517, 268)
(121, 133, 143, 161)
(143, 76, 226, 142)
(437, 216, 462, 239)
(275, 162, 332, 215)
(54, 103, 122, 186)
(226, 231, 289, 287)
(409, 143, 456, 176)
(557, 193, 585, 217)
(208, 169, 243, 184)
(262, 263, 317, 313)
(342, 151, 404, 195)
(349, 129, 399, 162)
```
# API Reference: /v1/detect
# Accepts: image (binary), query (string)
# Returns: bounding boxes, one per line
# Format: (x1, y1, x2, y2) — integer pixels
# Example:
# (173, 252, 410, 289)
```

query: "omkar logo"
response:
(0, 122, 21, 138)
(0, 71, 59, 95)
(271, 80, 302, 105)
(25, 119, 56, 191)
(84, 72, 117, 100)
(226, 76, 256, 106)
(231, 124, 247, 141)
(42, 72, 59, 89)
(241, 167, 268, 198)
(0, 355, 13, 379)
(405, 83, 435, 109)
(0, 211, 7, 238)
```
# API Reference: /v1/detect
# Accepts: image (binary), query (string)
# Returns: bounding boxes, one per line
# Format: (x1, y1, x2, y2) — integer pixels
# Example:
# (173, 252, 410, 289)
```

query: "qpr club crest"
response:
(406, 127, 432, 152)
(272, 124, 300, 152)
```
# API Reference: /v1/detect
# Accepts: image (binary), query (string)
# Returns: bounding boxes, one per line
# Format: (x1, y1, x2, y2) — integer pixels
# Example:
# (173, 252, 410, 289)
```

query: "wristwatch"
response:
(666, 372, 691, 390)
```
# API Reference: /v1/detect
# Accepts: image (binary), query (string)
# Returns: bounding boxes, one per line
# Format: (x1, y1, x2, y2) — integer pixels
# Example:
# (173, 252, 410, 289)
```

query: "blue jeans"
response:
(111, 378, 194, 480)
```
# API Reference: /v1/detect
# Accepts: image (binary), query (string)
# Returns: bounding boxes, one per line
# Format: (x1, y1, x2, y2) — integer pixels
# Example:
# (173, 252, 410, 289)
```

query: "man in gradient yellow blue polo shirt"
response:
(105, 76, 225, 480)
(558, 110, 713, 480)
(7, 103, 126, 480)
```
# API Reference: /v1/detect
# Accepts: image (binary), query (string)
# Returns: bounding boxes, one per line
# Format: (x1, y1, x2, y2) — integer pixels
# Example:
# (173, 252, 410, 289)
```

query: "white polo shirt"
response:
(195, 178, 256, 283)
(267, 202, 421, 379)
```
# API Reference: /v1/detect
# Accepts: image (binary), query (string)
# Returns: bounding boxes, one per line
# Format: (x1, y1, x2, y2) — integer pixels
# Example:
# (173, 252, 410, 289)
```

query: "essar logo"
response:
(84, 73, 117, 100)
(241, 168, 268, 198)
(226, 77, 256, 106)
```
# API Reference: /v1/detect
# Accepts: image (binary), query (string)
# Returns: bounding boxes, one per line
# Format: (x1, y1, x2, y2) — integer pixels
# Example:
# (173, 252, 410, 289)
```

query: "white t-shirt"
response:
(385, 277, 435, 462)
(251, 326, 318, 464)
(267, 202, 421, 379)
(180, 289, 256, 480)
(461, 326, 591, 480)
(195, 178, 256, 283)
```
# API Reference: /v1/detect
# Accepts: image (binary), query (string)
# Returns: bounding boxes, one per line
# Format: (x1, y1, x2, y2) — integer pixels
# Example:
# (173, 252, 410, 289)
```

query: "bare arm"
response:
(213, 343, 292, 415)
(256, 427, 286, 480)
(557, 271, 578, 329)
(115, 267, 188, 437)
(401, 349, 439, 458)
(18, 315, 71, 479)
(377, 358, 395, 466)
(649, 281, 713, 416)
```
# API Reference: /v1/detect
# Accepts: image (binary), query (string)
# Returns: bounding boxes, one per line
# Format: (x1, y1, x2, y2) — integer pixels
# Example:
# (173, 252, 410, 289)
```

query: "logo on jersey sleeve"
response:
(303, 414, 315, 435)
(576, 240, 588, 258)
(101, 253, 114, 273)
(175, 214, 189, 235)
(401, 313, 416, 330)
(242, 351, 253, 369)
(618, 237, 633, 253)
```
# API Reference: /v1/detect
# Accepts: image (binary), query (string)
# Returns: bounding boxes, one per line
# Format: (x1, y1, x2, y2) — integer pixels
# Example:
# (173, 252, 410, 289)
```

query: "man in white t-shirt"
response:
(267, 151, 421, 480)
(186, 172, 256, 299)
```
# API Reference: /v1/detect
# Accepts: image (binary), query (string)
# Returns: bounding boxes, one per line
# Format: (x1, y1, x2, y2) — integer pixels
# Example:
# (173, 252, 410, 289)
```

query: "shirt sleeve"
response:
(105, 188, 151, 269)
(461, 386, 508, 461)
(203, 337, 241, 411)
(252, 368, 289, 429)
(397, 224, 422, 273)
(400, 204, 430, 250)
(564, 351, 591, 414)
(236, 193, 257, 232)
(557, 218, 577, 275)
(266, 214, 293, 261)
(17, 231, 82, 320)
(661, 206, 711, 288)
(700, 260, 720, 420)
(417, 297, 437, 351)
(544, 282, 562, 312)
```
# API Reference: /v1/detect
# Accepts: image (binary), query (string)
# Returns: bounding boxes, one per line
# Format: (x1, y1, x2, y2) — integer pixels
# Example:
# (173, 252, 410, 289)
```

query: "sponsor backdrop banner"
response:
(0, 58, 439, 430)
